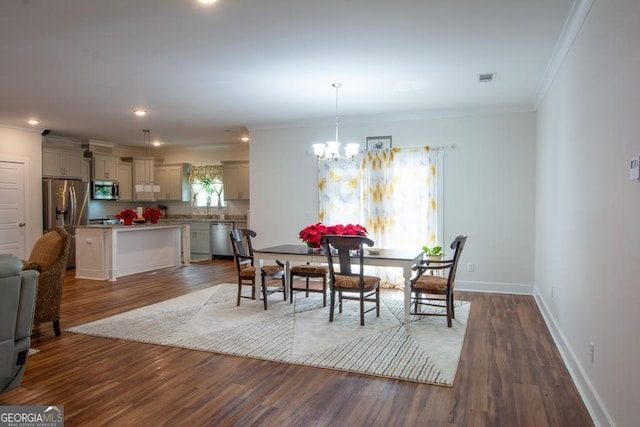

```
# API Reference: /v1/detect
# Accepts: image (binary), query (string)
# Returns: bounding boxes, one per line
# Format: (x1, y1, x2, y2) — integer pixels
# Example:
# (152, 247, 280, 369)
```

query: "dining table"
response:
(253, 244, 423, 327)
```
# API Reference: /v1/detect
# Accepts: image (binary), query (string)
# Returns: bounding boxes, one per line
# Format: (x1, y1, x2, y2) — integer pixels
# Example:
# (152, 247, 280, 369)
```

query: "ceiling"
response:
(0, 0, 575, 148)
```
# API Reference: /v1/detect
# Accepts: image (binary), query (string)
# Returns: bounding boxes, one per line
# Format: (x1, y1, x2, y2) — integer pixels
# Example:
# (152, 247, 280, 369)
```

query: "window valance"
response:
(189, 165, 223, 184)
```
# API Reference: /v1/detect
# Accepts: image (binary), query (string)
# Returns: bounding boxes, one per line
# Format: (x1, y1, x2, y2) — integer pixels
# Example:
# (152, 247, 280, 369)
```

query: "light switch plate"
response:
(630, 156, 640, 180)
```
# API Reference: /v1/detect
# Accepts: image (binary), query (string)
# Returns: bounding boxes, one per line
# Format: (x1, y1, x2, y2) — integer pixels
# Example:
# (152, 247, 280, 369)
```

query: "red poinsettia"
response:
(143, 207, 162, 223)
(299, 223, 329, 248)
(116, 209, 137, 220)
(299, 222, 368, 248)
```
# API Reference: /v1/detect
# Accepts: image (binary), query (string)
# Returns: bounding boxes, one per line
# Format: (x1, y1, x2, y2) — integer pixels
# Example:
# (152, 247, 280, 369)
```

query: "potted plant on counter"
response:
(116, 209, 137, 226)
(143, 207, 162, 224)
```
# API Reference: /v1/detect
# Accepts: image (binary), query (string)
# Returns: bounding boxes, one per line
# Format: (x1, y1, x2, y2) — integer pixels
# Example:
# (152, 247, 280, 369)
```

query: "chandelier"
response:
(313, 83, 359, 161)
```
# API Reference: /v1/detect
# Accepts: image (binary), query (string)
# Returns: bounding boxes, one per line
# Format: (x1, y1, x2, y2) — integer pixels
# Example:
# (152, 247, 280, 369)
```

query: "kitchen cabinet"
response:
(122, 157, 156, 201)
(118, 162, 133, 201)
(189, 221, 211, 257)
(155, 163, 191, 202)
(92, 154, 119, 181)
(42, 147, 83, 179)
(222, 161, 249, 200)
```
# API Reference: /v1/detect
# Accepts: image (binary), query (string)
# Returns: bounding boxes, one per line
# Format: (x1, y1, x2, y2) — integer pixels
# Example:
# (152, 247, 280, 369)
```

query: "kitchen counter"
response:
(75, 223, 190, 281)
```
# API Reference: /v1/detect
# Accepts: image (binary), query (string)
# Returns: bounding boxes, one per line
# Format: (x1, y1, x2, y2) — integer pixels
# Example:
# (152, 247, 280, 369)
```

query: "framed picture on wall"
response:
(366, 135, 392, 151)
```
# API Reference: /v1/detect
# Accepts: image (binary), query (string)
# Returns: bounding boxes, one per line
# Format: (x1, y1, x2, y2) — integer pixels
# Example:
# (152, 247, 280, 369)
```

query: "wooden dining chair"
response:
(321, 235, 380, 325)
(229, 228, 286, 310)
(409, 235, 467, 327)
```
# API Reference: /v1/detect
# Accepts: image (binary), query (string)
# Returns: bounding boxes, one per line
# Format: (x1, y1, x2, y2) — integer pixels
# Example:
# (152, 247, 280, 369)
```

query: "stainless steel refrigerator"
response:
(43, 179, 89, 268)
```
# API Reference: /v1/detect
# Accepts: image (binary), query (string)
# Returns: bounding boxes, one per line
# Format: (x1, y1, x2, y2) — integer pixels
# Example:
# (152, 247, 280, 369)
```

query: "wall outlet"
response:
(590, 342, 595, 363)
(467, 263, 475, 272)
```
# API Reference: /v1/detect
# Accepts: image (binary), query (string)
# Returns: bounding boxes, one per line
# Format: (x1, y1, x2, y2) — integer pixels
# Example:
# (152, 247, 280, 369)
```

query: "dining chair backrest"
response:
(321, 235, 374, 284)
(229, 228, 256, 269)
(447, 235, 467, 285)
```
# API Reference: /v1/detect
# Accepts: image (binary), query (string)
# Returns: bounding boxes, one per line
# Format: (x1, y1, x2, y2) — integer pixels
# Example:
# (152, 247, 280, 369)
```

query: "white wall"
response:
(536, 0, 640, 425)
(250, 112, 536, 291)
(0, 126, 43, 254)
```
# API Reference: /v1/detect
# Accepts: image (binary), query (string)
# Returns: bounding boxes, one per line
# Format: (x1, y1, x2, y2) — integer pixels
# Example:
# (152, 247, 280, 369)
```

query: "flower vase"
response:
(307, 243, 321, 253)
(123, 218, 133, 226)
(150, 218, 158, 224)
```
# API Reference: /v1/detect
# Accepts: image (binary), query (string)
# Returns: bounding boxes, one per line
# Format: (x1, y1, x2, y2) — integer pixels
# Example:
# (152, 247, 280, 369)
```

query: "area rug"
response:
(68, 284, 470, 386)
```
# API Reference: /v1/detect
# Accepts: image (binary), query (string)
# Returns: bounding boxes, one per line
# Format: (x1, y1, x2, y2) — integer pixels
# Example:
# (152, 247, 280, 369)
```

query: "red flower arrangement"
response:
(299, 222, 368, 248)
(143, 207, 162, 224)
(116, 209, 137, 225)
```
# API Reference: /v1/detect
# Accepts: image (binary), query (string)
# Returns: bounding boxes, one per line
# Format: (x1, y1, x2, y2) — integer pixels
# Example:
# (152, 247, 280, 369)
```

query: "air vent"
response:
(478, 73, 496, 83)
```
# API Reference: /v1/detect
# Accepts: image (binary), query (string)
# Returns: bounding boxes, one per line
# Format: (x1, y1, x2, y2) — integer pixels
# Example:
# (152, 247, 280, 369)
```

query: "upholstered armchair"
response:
(22, 226, 70, 336)
(0, 254, 39, 393)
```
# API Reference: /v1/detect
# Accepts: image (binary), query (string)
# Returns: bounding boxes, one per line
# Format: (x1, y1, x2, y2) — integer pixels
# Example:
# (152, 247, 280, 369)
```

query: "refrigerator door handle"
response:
(68, 184, 77, 230)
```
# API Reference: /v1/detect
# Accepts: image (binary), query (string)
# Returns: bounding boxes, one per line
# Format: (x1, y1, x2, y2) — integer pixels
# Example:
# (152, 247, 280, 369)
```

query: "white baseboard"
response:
(456, 279, 534, 295)
(533, 288, 613, 427)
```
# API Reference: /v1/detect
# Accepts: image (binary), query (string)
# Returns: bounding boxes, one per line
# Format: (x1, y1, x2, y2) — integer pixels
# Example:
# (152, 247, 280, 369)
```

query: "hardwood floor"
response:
(1, 260, 593, 426)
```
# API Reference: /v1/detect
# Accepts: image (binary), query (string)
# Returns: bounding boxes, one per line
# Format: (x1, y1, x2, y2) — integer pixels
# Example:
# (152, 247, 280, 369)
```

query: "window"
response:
(191, 178, 227, 208)
(189, 165, 227, 208)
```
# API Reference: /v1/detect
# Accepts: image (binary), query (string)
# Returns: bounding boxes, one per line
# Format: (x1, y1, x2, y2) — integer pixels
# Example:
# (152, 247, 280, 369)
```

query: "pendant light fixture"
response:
(313, 83, 359, 161)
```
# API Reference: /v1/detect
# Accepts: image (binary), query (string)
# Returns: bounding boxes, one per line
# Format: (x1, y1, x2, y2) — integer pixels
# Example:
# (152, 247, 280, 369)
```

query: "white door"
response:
(0, 161, 26, 257)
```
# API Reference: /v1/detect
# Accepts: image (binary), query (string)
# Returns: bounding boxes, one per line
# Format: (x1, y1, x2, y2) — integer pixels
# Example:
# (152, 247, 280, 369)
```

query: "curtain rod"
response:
(393, 144, 456, 152)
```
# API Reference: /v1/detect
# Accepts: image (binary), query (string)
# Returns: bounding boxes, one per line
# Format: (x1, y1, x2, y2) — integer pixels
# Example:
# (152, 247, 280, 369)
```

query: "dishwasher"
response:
(210, 221, 235, 259)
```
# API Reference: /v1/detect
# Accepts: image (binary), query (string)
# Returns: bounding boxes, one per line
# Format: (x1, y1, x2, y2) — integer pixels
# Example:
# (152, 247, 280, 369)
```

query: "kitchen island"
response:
(75, 223, 190, 281)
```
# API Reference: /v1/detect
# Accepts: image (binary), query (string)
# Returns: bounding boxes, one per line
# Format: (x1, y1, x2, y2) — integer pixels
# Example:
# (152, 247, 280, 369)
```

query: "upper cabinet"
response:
(92, 154, 120, 181)
(118, 162, 133, 201)
(121, 157, 156, 201)
(222, 161, 249, 200)
(155, 163, 191, 202)
(42, 147, 84, 179)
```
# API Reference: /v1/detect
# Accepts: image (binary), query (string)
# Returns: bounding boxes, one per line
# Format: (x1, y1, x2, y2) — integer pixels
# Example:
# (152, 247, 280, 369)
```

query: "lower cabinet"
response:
(189, 221, 211, 258)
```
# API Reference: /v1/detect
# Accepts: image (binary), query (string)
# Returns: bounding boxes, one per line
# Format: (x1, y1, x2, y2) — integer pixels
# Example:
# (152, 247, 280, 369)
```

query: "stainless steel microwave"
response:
(92, 180, 120, 200)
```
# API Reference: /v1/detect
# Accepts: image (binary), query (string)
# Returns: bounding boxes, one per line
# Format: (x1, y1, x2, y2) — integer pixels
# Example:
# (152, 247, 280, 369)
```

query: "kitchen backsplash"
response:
(88, 199, 249, 221)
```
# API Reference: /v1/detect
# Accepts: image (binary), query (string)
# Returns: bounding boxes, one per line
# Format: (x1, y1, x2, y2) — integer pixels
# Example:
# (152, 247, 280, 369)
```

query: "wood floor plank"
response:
(0, 260, 593, 426)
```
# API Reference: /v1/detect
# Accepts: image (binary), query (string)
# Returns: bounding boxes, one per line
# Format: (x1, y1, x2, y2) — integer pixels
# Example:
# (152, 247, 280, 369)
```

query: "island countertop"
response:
(77, 222, 189, 229)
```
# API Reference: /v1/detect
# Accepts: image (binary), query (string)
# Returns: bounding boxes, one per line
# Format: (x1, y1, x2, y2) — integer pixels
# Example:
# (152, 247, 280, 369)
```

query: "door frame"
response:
(0, 155, 31, 259)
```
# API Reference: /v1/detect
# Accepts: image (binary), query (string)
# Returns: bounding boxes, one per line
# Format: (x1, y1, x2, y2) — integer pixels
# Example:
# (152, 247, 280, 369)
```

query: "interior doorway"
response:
(0, 160, 26, 258)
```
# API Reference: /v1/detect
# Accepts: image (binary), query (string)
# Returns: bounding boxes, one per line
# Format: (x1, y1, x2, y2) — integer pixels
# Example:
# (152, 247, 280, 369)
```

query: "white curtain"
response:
(319, 146, 439, 285)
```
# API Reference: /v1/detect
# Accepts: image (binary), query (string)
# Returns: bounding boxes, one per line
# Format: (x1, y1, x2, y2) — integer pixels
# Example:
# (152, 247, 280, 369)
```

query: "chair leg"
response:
(289, 272, 294, 303)
(262, 275, 268, 310)
(329, 288, 336, 322)
(446, 294, 452, 327)
(360, 292, 365, 326)
(450, 291, 455, 319)
(376, 287, 380, 318)
(53, 320, 61, 336)
(237, 280, 242, 306)
(322, 276, 327, 307)
(338, 291, 343, 313)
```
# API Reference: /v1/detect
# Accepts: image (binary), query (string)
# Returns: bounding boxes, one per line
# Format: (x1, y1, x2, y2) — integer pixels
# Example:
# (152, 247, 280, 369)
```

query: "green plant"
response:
(422, 245, 443, 256)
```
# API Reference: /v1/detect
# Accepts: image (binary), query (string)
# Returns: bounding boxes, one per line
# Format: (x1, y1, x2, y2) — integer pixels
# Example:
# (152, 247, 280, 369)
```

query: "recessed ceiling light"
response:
(240, 136, 249, 142)
(27, 119, 40, 125)
(199, 0, 218, 4)
(133, 109, 147, 117)
(152, 141, 161, 147)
